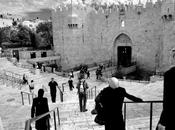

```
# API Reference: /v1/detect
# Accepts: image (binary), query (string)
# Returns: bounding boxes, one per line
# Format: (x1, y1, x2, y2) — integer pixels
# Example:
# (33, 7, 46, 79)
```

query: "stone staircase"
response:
(0, 57, 164, 130)
(0, 83, 162, 130)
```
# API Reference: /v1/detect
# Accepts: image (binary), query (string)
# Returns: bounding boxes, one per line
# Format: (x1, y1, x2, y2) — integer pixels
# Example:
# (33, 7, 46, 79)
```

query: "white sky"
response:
(0, 0, 158, 16)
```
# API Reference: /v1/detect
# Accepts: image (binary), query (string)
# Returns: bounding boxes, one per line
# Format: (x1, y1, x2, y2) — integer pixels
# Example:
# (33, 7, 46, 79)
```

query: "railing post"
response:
(150, 102, 153, 130)
(95, 86, 97, 98)
(123, 103, 127, 128)
(62, 83, 64, 92)
(90, 89, 92, 99)
(21, 92, 24, 105)
(60, 91, 63, 102)
(28, 94, 31, 105)
(24, 120, 31, 130)
(57, 108, 60, 125)
(53, 111, 57, 130)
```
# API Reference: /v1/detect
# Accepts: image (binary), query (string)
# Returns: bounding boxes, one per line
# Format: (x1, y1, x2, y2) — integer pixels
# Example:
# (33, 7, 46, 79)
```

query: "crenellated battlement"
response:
(53, 0, 167, 17)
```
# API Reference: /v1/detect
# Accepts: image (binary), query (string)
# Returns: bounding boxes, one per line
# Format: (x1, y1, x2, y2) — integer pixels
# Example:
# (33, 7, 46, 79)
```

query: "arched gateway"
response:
(113, 33, 133, 67)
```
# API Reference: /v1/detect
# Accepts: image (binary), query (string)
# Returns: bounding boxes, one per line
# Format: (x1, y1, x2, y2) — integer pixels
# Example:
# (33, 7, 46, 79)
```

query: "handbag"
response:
(94, 114, 105, 125)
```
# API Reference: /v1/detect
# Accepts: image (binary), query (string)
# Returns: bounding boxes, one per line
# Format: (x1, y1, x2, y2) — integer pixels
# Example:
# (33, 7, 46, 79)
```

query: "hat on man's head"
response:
(108, 77, 119, 89)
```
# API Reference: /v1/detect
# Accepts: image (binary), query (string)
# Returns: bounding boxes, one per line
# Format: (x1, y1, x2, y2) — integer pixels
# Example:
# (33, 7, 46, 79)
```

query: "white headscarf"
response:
(108, 77, 119, 89)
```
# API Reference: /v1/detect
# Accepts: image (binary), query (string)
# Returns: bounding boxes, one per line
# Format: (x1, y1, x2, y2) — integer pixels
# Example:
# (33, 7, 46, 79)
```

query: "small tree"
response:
(0, 27, 11, 44)
(36, 21, 53, 49)
(17, 24, 32, 46)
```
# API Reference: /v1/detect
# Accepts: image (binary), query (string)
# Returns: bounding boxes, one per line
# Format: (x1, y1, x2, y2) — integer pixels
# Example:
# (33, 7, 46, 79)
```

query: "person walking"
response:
(96, 77, 143, 130)
(86, 70, 90, 79)
(31, 89, 50, 130)
(48, 78, 58, 103)
(29, 80, 35, 93)
(23, 74, 28, 85)
(68, 77, 74, 91)
(76, 77, 89, 112)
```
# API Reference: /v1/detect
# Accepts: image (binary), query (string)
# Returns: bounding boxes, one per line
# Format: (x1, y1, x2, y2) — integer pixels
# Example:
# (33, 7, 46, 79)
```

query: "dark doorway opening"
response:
(30, 52, 36, 59)
(41, 52, 47, 57)
(12, 50, 19, 61)
(118, 46, 132, 67)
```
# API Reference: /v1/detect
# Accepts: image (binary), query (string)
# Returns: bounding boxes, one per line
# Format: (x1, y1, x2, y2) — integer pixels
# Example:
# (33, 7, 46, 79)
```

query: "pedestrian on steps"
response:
(29, 80, 35, 94)
(76, 77, 89, 112)
(96, 77, 143, 130)
(31, 89, 50, 130)
(68, 77, 74, 91)
(48, 78, 59, 103)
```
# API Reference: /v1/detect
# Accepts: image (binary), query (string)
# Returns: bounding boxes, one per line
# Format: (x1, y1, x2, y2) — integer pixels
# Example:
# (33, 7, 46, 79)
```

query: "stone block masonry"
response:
(52, 0, 175, 72)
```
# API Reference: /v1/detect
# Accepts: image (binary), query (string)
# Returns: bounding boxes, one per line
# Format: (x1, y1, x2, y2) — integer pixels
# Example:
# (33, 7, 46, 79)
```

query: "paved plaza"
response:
(0, 58, 163, 130)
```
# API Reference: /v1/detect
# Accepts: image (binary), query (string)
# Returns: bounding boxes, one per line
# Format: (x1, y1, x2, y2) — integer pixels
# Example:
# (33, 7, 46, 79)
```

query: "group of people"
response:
(30, 77, 60, 130)
(30, 75, 89, 130)
(79, 65, 90, 79)
(96, 64, 104, 80)
(30, 61, 173, 130)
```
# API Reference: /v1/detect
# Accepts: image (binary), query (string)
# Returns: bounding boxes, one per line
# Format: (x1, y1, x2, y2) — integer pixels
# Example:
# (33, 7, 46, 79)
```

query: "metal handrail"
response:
(87, 78, 152, 99)
(0, 70, 23, 88)
(87, 86, 163, 129)
(123, 100, 163, 130)
(57, 85, 64, 102)
(87, 86, 97, 99)
(21, 91, 37, 105)
(25, 106, 60, 130)
(62, 82, 67, 92)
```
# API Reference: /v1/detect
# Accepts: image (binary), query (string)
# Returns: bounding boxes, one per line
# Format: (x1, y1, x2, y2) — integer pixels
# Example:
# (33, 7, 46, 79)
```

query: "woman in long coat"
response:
(99, 77, 143, 130)
(31, 89, 50, 130)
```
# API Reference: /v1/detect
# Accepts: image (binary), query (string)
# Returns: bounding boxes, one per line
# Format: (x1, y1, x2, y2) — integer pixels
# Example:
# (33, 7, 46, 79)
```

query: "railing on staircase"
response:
(87, 86, 163, 130)
(62, 82, 67, 92)
(88, 88, 163, 129)
(25, 107, 60, 130)
(87, 86, 98, 99)
(21, 91, 37, 105)
(0, 70, 23, 88)
(123, 100, 163, 130)
(57, 85, 64, 102)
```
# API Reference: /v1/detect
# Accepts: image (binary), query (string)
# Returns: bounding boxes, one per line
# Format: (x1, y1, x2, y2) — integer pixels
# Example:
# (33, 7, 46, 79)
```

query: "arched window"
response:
(121, 20, 125, 27)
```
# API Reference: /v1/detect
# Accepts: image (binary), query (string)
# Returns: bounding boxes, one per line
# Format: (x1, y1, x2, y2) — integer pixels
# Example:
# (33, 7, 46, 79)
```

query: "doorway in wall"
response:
(117, 46, 131, 67)
(12, 50, 19, 61)
(30, 52, 36, 59)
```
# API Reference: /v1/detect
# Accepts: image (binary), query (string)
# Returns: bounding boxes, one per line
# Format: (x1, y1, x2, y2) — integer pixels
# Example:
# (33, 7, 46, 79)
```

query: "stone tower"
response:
(52, 0, 175, 72)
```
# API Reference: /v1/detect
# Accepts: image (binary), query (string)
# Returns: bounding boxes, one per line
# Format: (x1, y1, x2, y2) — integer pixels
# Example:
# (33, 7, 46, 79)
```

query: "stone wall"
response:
(52, 1, 175, 72)
(19, 50, 54, 59)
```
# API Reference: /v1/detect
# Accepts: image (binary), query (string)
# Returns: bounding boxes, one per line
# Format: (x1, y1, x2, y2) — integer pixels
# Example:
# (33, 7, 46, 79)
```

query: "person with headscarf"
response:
(94, 77, 143, 130)
(31, 89, 50, 130)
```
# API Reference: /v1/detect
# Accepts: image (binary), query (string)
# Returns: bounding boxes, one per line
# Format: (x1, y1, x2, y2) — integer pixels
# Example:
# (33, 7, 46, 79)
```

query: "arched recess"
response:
(113, 33, 133, 67)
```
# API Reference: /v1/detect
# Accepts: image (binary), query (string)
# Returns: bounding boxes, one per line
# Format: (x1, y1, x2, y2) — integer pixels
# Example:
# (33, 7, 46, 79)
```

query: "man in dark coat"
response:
(156, 65, 175, 130)
(68, 77, 74, 91)
(31, 89, 50, 130)
(99, 77, 143, 130)
(48, 78, 58, 103)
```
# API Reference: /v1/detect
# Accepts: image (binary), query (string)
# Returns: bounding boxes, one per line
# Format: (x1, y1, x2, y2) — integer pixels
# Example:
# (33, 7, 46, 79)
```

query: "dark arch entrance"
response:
(118, 46, 131, 67)
(113, 33, 132, 67)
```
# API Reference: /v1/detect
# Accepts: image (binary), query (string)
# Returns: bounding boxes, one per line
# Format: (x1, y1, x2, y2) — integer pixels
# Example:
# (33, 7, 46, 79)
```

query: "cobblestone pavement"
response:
(0, 58, 164, 130)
